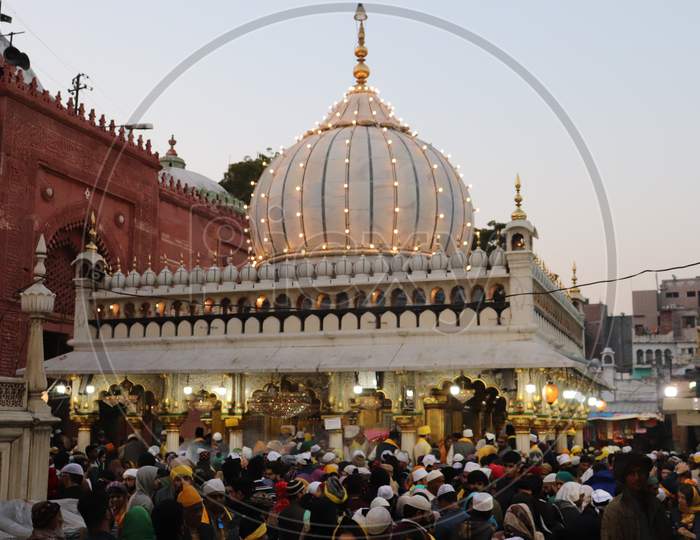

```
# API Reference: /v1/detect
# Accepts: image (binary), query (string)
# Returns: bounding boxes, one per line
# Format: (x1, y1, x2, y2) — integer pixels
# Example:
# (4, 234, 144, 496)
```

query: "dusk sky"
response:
(7, 1, 699, 314)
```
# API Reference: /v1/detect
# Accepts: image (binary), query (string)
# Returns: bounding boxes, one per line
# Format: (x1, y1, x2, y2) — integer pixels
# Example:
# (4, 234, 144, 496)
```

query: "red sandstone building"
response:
(0, 58, 248, 376)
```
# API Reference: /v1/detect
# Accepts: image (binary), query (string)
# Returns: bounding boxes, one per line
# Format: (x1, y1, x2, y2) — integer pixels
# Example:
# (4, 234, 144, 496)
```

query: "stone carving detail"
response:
(0, 380, 27, 408)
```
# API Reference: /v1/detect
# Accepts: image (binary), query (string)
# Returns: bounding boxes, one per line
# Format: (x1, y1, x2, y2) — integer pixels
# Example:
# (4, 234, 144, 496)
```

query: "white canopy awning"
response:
(40, 339, 588, 375)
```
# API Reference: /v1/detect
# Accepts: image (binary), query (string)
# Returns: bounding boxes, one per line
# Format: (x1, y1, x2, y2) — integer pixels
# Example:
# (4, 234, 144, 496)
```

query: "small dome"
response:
(125, 266, 141, 288)
(429, 250, 448, 271)
(469, 246, 487, 268)
(449, 250, 468, 270)
(205, 264, 221, 283)
(335, 256, 353, 276)
(408, 253, 428, 272)
(221, 261, 238, 283)
(390, 253, 406, 273)
(277, 260, 297, 280)
(257, 262, 275, 281)
(189, 263, 205, 285)
(316, 258, 334, 277)
(111, 267, 126, 289)
(354, 255, 372, 276)
(158, 265, 173, 287)
(296, 260, 315, 279)
(104, 273, 112, 290)
(172, 263, 189, 285)
(239, 263, 257, 282)
(159, 135, 227, 195)
(489, 245, 506, 268)
(372, 254, 390, 275)
(140, 263, 157, 287)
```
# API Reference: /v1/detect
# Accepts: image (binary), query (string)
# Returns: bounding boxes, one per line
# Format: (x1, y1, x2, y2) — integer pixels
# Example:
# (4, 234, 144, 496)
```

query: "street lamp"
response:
(664, 385, 678, 398)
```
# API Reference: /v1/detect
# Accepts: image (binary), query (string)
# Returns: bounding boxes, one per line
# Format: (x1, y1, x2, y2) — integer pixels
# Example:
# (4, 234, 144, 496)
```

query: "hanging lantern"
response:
(543, 381, 559, 405)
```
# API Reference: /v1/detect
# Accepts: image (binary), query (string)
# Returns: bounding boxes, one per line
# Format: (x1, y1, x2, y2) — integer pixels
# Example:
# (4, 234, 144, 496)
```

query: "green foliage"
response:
(220, 148, 277, 203)
(475, 220, 507, 252)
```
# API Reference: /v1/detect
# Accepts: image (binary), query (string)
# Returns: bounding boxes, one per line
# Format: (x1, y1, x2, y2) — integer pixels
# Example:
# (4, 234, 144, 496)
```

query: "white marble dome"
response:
(248, 86, 473, 262)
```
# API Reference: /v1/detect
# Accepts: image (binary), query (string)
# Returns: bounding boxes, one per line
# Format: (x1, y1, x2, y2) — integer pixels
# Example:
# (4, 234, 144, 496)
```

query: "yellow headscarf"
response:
(177, 484, 202, 508)
(170, 464, 193, 481)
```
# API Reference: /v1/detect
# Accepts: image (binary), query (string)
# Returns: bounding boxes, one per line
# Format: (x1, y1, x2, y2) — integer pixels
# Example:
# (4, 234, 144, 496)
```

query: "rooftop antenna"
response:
(68, 73, 92, 113)
(2, 31, 30, 70)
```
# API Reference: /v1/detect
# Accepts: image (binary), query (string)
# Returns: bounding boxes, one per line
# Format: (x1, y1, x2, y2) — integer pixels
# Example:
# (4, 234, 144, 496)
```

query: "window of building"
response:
(682, 316, 696, 328)
(636, 350, 644, 364)
(688, 291, 696, 297)
(665, 291, 679, 298)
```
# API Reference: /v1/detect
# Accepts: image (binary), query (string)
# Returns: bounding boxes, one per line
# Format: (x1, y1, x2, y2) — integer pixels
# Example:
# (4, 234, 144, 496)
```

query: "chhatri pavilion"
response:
(41, 5, 605, 455)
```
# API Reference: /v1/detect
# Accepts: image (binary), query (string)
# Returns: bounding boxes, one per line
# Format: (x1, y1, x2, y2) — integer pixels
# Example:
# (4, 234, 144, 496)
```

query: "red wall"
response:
(0, 62, 247, 375)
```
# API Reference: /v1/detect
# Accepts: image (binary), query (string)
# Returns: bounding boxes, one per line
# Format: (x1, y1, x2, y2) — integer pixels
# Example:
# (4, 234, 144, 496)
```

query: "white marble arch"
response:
(399, 311, 415, 329)
(359, 312, 375, 330)
(459, 308, 478, 330)
(162, 321, 176, 337)
(193, 320, 209, 337)
(418, 310, 437, 329)
(129, 322, 145, 338)
(437, 309, 458, 327)
(114, 323, 128, 339)
(99, 324, 112, 339)
(499, 307, 512, 326)
(210, 319, 226, 336)
(145, 322, 160, 338)
(177, 320, 192, 337)
(284, 315, 302, 333)
(226, 318, 243, 334)
(340, 312, 356, 331)
(262, 317, 280, 334)
(323, 313, 340, 331)
(480, 308, 499, 326)
(244, 317, 259, 334)
(305, 314, 321, 332)
(379, 311, 397, 329)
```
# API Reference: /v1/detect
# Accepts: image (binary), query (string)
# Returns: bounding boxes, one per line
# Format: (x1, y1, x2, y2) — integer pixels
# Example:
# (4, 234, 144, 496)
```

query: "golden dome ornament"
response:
(543, 381, 559, 405)
(353, 3, 370, 86)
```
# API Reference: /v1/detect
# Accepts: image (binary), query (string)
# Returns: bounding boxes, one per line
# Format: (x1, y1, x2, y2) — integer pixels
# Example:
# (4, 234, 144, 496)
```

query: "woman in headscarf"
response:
(106, 481, 129, 535)
(28, 501, 64, 540)
(553, 481, 582, 533)
(127, 465, 159, 513)
(120, 505, 155, 540)
(503, 503, 544, 540)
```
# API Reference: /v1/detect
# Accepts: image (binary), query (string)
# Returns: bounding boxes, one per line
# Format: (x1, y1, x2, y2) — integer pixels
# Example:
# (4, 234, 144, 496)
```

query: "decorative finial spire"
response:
(132, 256, 137, 271)
(179, 253, 184, 266)
(116, 257, 122, 272)
(570, 261, 581, 293)
(511, 174, 527, 221)
(166, 134, 178, 156)
(147, 254, 152, 268)
(85, 211, 98, 252)
(353, 3, 370, 86)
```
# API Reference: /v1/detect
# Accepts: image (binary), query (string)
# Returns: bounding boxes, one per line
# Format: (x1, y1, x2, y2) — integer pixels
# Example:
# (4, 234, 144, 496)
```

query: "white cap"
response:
(580, 467, 594, 484)
(543, 473, 557, 484)
(405, 495, 432, 512)
(437, 484, 455, 498)
(485, 432, 495, 441)
(296, 452, 311, 464)
(61, 463, 84, 477)
(358, 467, 371, 476)
(453, 462, 463, 470)
(351, 509, 367, 529)
(657, 487, 666, 502)
(365, 507, 393, 535)
(123, 468, 137, 479)
(377, 485, 394, 500)
(464, 462, 480, 473)
(344, 465, 358, 475)
(295, 431, 305, 439)
(622, 446, 632, 454)
(422, 454, 437, 466)
(148, 445, 160, 456)
(242, 447, 253, 460)
(463, 429, 473, 438)
(212, 432, 223, 442)
(472, 492, 494, 512)
(352, 449, 366, 459)
(202, 478, 226, 496)
(196, 447, 208, 456)
(381, 450, 393, 460)
(228, 452, 241, 460)
(425, 469, 444, 483)
(557, 454, 572, 466)
(308, 481, 322, 495)
(479, 467, 492, 479)
(592, 489, 613, 505)
(310, 444, 321, 454)
(371, 496, 391, 508)
(412, 469, 428, 483)
(395, 451, 409, 463)
(571, 456, 581, 466)
(267, 451, 281, 462)
(321, 452, 336, 464)
(529, 433, 538, 442)
(452, 453, 465, 463)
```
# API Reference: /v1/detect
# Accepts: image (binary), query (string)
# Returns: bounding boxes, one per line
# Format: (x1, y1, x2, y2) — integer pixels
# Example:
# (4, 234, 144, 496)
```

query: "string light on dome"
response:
(393, 181, 399, 187)
(296, 211, 301, 217)
(422, 145, 427, 150)
(269, 169, 274, 174)
(369, 243, 375, 249)
(260, 193, 266, 198)
(295, 186, 301, 191)
(344, 208, 349, 213)
(344, 183, 349, 188)
(391, 158, 396, 163)
(387, 139, 392, 144)
(439, 213, 445, 219)
(345, 228, 350, 234)
(283, 248, 288, 253)
(466, 197, 471, 202)
(394, 207, 400, 213)
(393, 228, 399, 234)
(298, 162, 304, 168)
(345, 158, 350, 163)
(352, 120, 357, 125)
(382, 127, 387, 132)
(244, 228, 249, 233)
(438, 187, 443, 193)
(345, 139, 350, 144)
(260, 218, 265, 223)
(467, 222, 472, 227)
(432, 164, 438, 169)
(298, 233, 304, 238)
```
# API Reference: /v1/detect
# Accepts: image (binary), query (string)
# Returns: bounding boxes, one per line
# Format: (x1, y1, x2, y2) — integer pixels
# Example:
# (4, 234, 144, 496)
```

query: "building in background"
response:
(0, 48, 248, 377)
(583, 302, 633, 370)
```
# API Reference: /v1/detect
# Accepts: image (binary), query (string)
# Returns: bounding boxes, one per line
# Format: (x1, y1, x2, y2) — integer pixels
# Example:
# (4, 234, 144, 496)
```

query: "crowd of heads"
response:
(30, 424, 700, 539)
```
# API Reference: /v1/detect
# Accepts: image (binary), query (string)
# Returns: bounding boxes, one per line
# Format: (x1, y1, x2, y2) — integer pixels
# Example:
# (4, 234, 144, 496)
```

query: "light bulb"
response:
(664, 385, 678, 398)
(587, 396, 598, 407)
(183, 386, 193, 396)
(353, 384, 363, 395)
(525, 384, 536, 394)
(215, 386, 227, 397)
(449, 384, 460, 396)
(85, 385, 95, 395)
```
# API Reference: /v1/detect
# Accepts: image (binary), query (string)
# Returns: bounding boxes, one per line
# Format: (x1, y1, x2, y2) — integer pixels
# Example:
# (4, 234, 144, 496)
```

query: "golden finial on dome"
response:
(353, 3, 370, 86)
(474, 229, 481, 249)
(570, 261, 581, 293)
(85, 211, 98, 252)
(511, 173, 527, 221)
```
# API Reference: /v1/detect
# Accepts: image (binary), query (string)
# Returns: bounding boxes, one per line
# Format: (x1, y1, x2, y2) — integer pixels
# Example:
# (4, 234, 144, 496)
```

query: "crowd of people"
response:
(30, 424, 700, 539)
